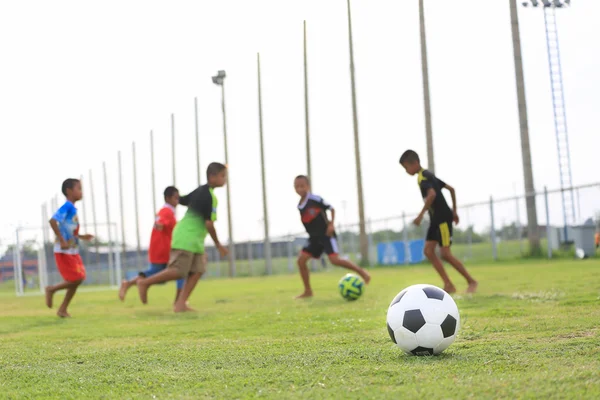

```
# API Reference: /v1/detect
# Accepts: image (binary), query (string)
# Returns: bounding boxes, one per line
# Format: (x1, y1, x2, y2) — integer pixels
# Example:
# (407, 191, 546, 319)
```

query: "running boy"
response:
(119, 186, 184, 303)
(399, 150, 477, 294)
(294, 175, 371, 299)
(45, 178, 94, 317)
(137, 163, 229, 312)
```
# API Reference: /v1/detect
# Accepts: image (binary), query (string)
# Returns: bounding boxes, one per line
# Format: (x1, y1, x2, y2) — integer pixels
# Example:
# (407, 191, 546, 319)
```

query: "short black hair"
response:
(206, 162, 227, 180)
(163, 186, 178, 199)
(399, 150, 420, 165)
(61, 178, 80, 196)
(295, 175, 310, 185)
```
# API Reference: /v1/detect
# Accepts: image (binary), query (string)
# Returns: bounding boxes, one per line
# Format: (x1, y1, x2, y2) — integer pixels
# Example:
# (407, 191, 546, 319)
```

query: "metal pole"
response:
(257, 53, 272, 275)
(419, 0, 435, 173)
(89, 169, 100, 265)
(150, 130, 157, 215)
(80, 174, 90, 267)
(132, 142, 142, 269)
(220, 82, 236, 277)
(195, 97, 201, 186)
(118, 151, 127, 270)
(346, 0, 369, 266)
(15, 228, 23, 296)
(490, 196, 497, 261)
(171, 113, 176, 186)
(544, 186, 552, 259)
(102, 162, 114, 286)
(303, 20, 312, 180)
(509, 0, 541, 255)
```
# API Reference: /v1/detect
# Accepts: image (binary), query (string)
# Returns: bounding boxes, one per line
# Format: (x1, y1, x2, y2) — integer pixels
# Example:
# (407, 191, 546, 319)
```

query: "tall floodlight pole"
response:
(257, 53, 272, 275)
(419, 0, 435, 173)
(132, 142, 142, 268)
(194, 97, 201, 185)
(171, 113, 176, 185)
(117, 151, 127, 265)
(212, 70, 236, 277)
(522, 0, 576, 240)
(150, 130, 157, 215)
(303, 20, 312, 180)
(509, 0, 541, 254)
(346, 0, 369, 265)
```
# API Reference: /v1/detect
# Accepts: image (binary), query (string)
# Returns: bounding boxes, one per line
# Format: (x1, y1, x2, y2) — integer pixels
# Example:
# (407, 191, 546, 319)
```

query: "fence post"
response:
(15, 228, 23, 296)
(287, 234, 294, 273)
(247, 240, 253, 277)
(402, 212, 409, 265)
(544, 186, 552, 259)
(465, 207, 472, 261)
(516, 194, 523, 255)
(489, 196, 498, 261)
(367, 218, 374, 266)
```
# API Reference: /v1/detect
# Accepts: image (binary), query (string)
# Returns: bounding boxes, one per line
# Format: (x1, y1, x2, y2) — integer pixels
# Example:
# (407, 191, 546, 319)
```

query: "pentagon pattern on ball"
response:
(402, 309, 426, 334)
(441, 314, 458, 338)
(410, 346, 434, 356)
(387, 323, 397, 344)
(422, 286, 445, 301)
(389, 290, 406, 307)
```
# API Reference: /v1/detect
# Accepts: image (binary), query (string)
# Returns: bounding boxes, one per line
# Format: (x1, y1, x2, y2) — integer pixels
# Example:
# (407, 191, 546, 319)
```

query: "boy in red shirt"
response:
(119, 187, 184, 303)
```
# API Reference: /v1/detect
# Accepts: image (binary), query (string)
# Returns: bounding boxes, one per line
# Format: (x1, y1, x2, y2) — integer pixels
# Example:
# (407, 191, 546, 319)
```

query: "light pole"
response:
(522, 0, 576, 241)
(509, 0, 541, 254)
(419, 0, 435, 173)
(346, 0, 369, 265)
(257, 53, 272, 275)
(212, 70, 236, 277)
(303, 20, 312, 180)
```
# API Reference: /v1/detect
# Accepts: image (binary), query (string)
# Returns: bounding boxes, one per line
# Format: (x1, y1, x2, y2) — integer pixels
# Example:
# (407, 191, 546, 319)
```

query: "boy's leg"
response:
(440, 247, 478, 293)
(57, 280, 83, 317)
(174, 278, 185, 304)
(45, 281, 77, 308)
(324, 236, 371, 284)
(295, 251, 314, 299)
(49, 254, 86, 316)
(424, 239, 456, 294)
(121, 264, 166, 301)
(137, 251, 188, 304)
(174, 253, 206, 312)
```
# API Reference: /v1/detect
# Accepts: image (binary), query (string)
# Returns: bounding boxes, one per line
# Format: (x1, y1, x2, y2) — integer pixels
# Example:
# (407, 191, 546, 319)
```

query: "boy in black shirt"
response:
(399, 150, 477, 294)
(294, 175, 371, 299)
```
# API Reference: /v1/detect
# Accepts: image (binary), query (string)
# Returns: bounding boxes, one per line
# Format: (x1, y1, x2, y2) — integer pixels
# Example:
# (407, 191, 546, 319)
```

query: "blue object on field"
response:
(376, 239, 425, 265)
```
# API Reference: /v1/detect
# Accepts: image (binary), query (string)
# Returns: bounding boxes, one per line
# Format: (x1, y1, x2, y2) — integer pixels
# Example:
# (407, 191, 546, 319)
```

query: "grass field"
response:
(1, 259, 600, 399)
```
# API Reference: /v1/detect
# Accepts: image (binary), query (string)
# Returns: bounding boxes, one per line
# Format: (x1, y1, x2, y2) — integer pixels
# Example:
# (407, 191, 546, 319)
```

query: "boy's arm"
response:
(415, 188, 436, 225)
(191, 189, 228, 256)
(48, 219, 68, 249)
(444, 183, 458, 214)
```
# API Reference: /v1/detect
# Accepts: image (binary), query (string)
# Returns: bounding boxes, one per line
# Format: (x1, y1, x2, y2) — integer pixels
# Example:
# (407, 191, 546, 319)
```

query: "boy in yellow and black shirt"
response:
(400, 150, 477, 294)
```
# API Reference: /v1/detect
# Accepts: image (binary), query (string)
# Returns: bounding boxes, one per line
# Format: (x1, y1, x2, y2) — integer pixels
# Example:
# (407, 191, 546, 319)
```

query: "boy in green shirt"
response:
(137, 162, 229, 312)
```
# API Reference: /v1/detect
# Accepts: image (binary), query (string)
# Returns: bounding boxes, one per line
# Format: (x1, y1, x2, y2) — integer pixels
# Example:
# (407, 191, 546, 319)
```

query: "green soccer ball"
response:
(338, 273, 365, 301)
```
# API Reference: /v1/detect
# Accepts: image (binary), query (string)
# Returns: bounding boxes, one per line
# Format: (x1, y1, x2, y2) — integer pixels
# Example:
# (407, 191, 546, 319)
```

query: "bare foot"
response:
(173, 303, 187, 313)
(56, 310, 71, 318)
(295, 291, 313, 299)
(466, 281, 478, 294)
(119, 280, 129, 301)
(444, 284, 457, 294)
(184, 305, 197, 312)
(360, 270, 371, 285)
(137, 281, 149, 304)
(45, 287, 53, 308)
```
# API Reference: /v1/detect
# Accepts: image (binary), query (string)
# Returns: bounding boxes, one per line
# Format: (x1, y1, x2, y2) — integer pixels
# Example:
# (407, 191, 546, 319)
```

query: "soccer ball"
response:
(386, 284, 460, 356)
(338, 273, 364, 301)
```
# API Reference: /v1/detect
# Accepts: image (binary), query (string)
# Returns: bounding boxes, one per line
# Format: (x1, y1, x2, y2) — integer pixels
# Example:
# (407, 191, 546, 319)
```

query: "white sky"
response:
(1, 0, 599, 250)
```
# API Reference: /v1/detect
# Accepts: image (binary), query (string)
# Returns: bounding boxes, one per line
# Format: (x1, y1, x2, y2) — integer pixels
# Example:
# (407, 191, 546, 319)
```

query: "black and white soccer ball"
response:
(386, 284, 460, 356)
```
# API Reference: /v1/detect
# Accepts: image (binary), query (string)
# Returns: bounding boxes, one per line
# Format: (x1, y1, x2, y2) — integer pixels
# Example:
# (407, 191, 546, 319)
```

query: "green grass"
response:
(1, 260, 600, 399)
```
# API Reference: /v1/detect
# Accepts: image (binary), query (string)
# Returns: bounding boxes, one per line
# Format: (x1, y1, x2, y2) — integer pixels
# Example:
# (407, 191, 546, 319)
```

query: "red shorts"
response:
(54, 253, 86, 282)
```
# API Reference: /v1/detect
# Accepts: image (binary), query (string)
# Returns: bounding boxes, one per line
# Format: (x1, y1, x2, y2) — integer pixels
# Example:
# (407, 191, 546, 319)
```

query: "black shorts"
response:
(302, 235, 339, 258)
(426, 219, 453, 247)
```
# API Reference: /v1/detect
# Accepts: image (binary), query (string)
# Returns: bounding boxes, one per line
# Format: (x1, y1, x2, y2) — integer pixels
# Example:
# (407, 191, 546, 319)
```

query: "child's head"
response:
(399, 150, 422, 176)
(164, 186, 179, 207)
(294, 175, 311, 197)
(62, 178, 82, 202)
(206, 162, 227, 187)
